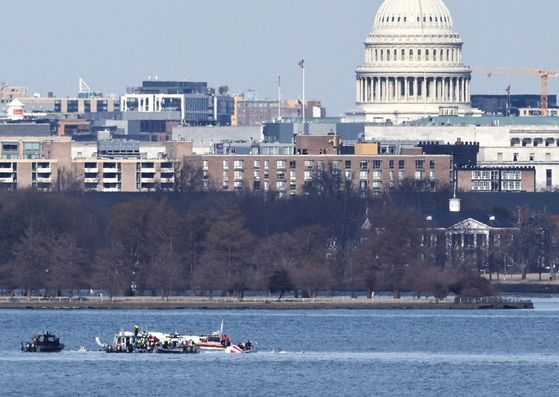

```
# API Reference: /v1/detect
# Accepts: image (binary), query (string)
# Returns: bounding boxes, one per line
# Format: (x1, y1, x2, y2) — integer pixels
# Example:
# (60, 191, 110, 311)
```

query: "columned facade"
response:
(347, 0, 481, 123)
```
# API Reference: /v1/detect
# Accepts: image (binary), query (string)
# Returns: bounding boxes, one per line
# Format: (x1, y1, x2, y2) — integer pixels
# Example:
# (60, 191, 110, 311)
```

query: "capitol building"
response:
(349, 0, 482, 123)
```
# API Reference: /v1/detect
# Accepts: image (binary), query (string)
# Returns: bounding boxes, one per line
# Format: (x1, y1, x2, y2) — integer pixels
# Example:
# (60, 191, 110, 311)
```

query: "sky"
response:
(1, 0, 558, 115)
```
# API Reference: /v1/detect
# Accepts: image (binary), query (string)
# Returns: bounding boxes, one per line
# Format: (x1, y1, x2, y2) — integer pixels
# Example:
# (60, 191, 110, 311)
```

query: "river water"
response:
(1, 297, 558, 396)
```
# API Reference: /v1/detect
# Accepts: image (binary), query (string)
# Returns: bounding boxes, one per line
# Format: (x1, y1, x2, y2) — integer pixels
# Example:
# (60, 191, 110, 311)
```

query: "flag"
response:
(298, 59, 305, 69)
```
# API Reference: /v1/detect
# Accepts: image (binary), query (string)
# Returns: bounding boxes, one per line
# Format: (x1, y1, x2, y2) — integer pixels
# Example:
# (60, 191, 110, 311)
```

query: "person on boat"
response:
(245, 340, 253, 350)
(134, 324, 139, 337)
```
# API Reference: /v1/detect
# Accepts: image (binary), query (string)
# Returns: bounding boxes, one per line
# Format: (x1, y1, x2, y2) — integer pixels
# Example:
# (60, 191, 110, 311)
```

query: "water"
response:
(1, 298, 559, 396)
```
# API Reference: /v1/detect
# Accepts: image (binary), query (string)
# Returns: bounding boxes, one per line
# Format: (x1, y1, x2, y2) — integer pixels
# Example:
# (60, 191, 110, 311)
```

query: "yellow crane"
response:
(472, 67, 559, 116)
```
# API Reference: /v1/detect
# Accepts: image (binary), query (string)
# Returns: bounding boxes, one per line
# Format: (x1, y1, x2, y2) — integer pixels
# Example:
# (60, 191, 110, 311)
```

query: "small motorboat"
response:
(226, 341, 256, 354)
(21, 332, 65, 353)
(182, 321, 234, 351)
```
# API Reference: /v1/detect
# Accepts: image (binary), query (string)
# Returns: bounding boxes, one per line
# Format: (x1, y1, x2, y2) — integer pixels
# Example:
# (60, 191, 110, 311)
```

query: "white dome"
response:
(348, 0, 482, 123)
(374, 0, 454, 33)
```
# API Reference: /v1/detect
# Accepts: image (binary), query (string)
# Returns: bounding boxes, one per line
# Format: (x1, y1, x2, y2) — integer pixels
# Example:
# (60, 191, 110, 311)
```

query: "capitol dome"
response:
(374, 0, 454, 33)
(348, 0, 481, 123)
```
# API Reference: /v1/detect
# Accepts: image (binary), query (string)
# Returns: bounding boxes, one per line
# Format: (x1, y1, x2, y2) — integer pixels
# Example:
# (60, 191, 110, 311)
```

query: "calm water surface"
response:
(1, 297, 558, 396)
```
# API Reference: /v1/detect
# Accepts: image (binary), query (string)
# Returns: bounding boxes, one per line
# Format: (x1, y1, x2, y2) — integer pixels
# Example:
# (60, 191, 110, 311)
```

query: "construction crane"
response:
(79, 78, 93, 96)
(472, 67, 559, 116)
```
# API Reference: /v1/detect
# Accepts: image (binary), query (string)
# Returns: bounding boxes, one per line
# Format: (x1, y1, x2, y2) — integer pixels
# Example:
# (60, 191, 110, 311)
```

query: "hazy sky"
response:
(2, 0, 558, 115)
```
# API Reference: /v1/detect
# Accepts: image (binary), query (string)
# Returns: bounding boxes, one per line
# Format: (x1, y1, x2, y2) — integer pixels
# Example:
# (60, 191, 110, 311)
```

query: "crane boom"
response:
(472, 67, 559, 116)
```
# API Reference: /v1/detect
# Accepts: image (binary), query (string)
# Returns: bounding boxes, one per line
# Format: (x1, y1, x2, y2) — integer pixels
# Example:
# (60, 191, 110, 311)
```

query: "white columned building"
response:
(347, 0, 481, 124)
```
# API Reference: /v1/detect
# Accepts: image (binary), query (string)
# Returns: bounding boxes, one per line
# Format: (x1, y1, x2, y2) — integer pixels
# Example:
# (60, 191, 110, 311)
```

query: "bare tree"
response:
(56, 167, 84, 192)
(174, 162, 205, 192)
(197, 203, 255, 298)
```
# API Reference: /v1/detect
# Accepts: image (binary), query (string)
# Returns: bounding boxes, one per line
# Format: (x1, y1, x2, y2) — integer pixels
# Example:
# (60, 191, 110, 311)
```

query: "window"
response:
(234, 170, 244, 180)
(429, 160, 435, 169)
(264, 160, 270, 170)
(430, 235, 437, 247)
(502, 171, 521, 180)
(398, 170, 405, 180)
(360, 171, 368, 180)
(277, 160, 286, 169)
(234, 160, 244, 169)
(399, 160, 405, 169)
(372, 181, 382, 191)
(289, 160, 297, 169)
(203, 160, 209, 170)
(373, 160, 382, 169)
(222, 160, 229, 170)
(493, 234, 501, 247)
(372, 171, 382, 180)
(415, 170, 424, 180)
(23, 142, 41, 159)
(2, 142, 18, 160)
(415, 160, 425, 169)
(290, 170, 297, 181)
(360, 161, 368, 171)
(222, 181, 229, 190)
(345, 160, 352, 169)
(547, 169, 553, 190)
(253, 160, 260, 169)
(472, 180, 491, 191)
(389, 160, 395, 169)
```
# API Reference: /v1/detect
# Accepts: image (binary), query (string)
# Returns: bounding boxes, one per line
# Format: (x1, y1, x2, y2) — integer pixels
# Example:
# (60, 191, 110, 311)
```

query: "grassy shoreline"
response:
(0, 296, 534, 310)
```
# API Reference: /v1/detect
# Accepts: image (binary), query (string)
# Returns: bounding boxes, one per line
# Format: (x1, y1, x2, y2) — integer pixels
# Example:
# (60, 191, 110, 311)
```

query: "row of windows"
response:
(511, 138, 559, 148)
(222, 168, 436, 183)
(215, 159, 438, 171)
(379, 15, 449, 24)
(369, 48, 460, 63)
(472, 180, 522, 192)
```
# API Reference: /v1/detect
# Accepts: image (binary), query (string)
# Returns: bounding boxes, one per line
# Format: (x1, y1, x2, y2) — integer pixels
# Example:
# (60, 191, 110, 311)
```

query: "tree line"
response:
(0, 187, 556, 299)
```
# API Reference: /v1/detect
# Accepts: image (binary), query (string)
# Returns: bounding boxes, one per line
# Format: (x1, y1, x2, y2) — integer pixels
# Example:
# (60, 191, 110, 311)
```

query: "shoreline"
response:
(0, 296, 534, 310)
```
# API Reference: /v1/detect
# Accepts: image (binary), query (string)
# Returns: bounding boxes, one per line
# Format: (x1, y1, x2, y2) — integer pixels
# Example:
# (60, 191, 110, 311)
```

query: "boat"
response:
(98, 330, 165, 353)
(154, 342, 200, 354)
(183, 322, 255, 353)
(97, 328, 198, 354)
(225, 341, 256, 354)
(182, 321, 233, 351)
(21, 332, 65, 353)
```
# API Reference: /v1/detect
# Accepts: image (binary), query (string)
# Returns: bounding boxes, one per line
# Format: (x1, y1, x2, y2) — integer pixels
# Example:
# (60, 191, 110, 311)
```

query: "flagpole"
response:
(278, 76, 281, 120)
(302, 59, 306, 126)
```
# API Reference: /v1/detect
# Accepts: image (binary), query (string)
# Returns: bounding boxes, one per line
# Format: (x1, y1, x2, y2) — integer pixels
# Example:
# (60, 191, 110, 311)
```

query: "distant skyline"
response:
(1, 0, 558, 115)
